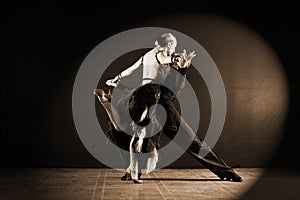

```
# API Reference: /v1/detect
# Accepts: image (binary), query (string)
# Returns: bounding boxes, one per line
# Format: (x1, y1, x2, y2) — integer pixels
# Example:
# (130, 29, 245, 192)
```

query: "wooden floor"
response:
(0, 168, 299, 200)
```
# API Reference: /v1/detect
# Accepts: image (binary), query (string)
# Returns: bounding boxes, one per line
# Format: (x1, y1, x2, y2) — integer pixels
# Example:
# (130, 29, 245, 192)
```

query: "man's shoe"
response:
(219, 170, 243, 182)
(228, 171, 243, 182)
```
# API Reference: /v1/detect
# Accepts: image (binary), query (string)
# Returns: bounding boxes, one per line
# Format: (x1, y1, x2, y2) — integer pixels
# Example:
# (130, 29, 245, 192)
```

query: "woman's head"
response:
(155, 33, 177, 55)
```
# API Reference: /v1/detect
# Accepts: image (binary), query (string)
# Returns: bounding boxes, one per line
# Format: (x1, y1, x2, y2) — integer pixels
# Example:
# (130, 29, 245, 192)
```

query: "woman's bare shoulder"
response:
(144, 47, 160, 58)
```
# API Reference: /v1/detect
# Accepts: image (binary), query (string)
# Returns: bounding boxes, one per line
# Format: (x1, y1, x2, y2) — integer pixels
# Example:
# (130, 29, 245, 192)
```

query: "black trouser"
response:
(159, 94, 235, 177)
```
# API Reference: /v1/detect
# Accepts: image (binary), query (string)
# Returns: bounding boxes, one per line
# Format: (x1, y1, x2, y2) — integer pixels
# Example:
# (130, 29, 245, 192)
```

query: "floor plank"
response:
(0, 168, 298, 200)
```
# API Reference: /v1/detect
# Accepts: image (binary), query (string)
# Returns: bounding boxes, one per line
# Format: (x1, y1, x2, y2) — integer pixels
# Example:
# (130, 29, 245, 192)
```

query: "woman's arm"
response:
(106, 56, 143, 87)
(120, 56, 143, 78)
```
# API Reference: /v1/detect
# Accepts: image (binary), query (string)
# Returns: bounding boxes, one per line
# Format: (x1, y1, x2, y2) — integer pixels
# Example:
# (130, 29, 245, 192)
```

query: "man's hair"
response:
(155, 33, 177, 47)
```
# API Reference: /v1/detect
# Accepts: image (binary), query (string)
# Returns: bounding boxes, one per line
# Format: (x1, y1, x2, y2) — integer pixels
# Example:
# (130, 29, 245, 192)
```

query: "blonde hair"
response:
(155, 33, 177, 47)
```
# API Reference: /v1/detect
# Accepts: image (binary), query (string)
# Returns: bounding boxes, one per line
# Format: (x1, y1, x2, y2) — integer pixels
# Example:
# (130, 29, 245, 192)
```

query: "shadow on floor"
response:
(141, 177, 221, 181)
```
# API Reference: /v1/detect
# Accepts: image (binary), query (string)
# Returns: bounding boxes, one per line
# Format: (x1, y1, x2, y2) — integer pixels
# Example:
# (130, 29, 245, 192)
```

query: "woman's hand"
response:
(177, 49, 196, 68)
(105, 76, 119, 87)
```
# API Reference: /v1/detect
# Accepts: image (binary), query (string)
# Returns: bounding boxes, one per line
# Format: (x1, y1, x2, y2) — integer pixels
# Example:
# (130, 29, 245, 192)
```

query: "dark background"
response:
(1, 1, 300, 199)
(2, 0, 299, 168)
(1, 0, 299, 168)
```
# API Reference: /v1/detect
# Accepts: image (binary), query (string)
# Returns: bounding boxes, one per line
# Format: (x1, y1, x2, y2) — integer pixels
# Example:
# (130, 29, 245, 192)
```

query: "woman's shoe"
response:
(94, 89, 110, 103)
(120, 172, 132, 181)
(133, 179, 143, 184)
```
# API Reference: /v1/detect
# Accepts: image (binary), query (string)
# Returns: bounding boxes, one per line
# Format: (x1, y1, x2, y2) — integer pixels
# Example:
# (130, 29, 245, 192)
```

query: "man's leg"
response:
(186, 134, 242, 182)
(162, 101, 242, 182)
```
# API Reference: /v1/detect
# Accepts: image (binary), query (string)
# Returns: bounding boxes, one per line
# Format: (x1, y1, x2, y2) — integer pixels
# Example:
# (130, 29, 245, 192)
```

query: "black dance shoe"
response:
(218, 170, 243, 182)
(120, 172, 142, 181)
(120, 172, 132, 181)
(93, 89, 111, 103)
(133, 179, 143, 184)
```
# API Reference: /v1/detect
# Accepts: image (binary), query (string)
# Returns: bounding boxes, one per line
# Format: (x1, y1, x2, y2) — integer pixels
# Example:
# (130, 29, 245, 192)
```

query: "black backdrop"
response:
(2, 0, 299, 168)
(1, 1, 300, 199)
(1, 1, 299, 168)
